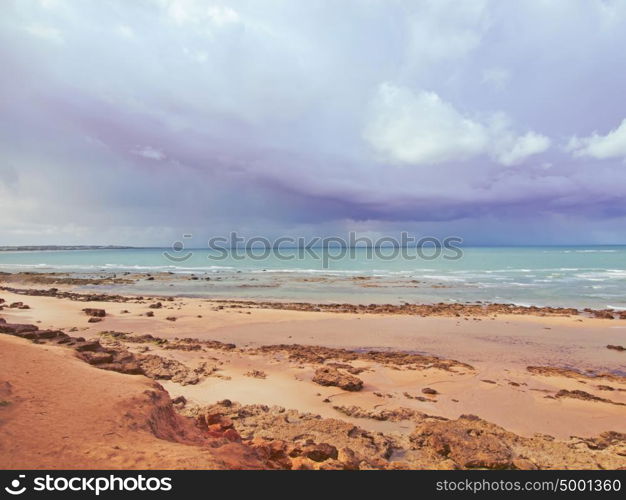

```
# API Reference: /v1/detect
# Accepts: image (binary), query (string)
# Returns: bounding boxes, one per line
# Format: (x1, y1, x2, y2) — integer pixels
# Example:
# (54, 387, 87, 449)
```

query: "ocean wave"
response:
(575, 249, 619, 253)
(248, 268, 363, 276)
(0, 263, 236, 273)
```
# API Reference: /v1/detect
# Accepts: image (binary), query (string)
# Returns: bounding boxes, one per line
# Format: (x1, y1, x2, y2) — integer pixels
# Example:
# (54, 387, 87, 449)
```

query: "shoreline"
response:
(1, 265, 625, 310)
(2, 281, 626, 320)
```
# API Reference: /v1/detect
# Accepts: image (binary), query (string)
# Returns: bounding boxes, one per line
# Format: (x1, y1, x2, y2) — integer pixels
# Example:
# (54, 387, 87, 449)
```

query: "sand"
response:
(1, 283, 626, 469)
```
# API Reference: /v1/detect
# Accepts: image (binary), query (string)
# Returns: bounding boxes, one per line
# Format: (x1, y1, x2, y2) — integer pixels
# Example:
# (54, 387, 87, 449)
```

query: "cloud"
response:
(481, 67, 511, 89)
(163, 0, 240, 27)
(364, 84, 550, 166)
(23, 24, 63, 43)
(2, 0, 626, 245)
(115, 24, 134, 39)
(363, 84, 488, 164)
(493, 132, 551, 166)
(206, 6, 240, 26)
(131, 146, 166, 161)
(405, 0, 489, 66)
(567, 118, 626, 160)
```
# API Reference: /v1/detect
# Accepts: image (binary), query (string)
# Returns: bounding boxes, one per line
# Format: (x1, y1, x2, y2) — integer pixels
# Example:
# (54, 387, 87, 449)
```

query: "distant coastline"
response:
(0, 245, 139, 252)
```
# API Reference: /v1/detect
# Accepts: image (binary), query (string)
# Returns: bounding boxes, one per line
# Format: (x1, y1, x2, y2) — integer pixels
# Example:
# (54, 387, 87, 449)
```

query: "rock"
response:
(312, 367, 363, 391)
(0, 323, 39, 334)
(79, 351, 114, 365)
(9, 302, 25, 308)
(88, 317, 103, 323)
(149, 302, 162, 309)
(222, 428, 241, 442)
(554, 389, 624, 406)
(592, 310, 614, 319)
(244, 370, 267, 379)
(337, 447, 360, 470)
(607, 345, 625, 352)
(82, 308, 106, 317)
(410, 415, 514, 469)
(20, 330, 66, 341)
(74, 340, 103, 352)
(513, 458, 538, 470)
(302, 442, 338, 462)
(136, 354, 200, 385)
(290, 457, 314, 470)
(436, 459, 459, 470)
(172, 395, 187, 407)
(145, 311, 154, 317)
(422, 387, 438, 395)
(166, 316, 177, 322)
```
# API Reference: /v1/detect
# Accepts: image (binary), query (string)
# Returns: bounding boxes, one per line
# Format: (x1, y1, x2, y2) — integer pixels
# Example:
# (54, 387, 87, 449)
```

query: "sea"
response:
(0, 246, 625, 309)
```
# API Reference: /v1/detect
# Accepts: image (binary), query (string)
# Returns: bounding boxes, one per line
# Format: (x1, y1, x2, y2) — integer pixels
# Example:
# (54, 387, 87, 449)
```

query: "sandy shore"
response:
(1, 279, 626, 469)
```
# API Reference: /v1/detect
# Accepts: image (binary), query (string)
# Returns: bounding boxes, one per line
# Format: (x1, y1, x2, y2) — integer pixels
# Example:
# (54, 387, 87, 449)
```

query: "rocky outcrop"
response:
(181, 400, 626, 470)
(135, 355, 218, 386)
(607, 345, 625, 352)
(255, 343, 473, 372)
(554, 389, 625, 406)
(9, 302, 30, 309)
(182, 400, 396, 469)
(215, 299, 586, 318)
(527, 365, 626, 384)
(82, 308, 106, 317)
(0, 286, 140, 303)
(312, 367, 363, 391)
(0, 319, 220, 383)
(333, 405, 430, 422)
(410, 414, 515, 469)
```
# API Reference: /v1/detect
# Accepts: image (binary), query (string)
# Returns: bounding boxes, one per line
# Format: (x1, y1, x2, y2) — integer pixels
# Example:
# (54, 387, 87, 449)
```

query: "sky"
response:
(2, 0, 626, 246)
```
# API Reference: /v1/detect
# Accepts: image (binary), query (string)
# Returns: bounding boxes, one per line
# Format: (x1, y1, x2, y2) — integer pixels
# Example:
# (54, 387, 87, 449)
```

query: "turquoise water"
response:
(1, 246, 625, 309)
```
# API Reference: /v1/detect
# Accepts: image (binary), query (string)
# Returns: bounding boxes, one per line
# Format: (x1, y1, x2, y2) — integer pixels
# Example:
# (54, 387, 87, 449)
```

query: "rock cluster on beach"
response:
(179, 398, 626, 470)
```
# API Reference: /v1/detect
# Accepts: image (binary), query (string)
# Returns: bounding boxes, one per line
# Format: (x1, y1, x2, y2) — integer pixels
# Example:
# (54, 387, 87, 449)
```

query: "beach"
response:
(1, 271, 626, 470)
